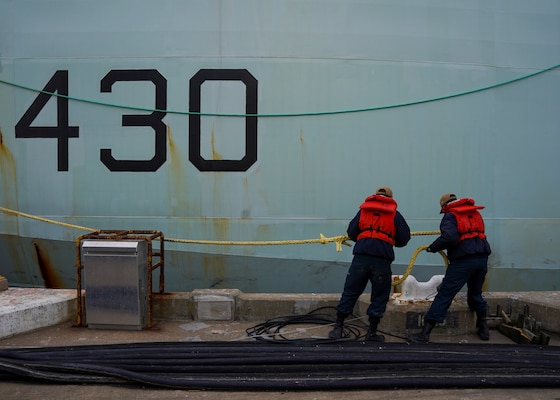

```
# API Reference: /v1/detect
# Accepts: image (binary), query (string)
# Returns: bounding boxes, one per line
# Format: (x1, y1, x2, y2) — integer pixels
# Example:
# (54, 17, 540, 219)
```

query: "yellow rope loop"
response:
(319, 234, 352, 252)
(335, 235, 352, 252)
(392, 245, 448, 287)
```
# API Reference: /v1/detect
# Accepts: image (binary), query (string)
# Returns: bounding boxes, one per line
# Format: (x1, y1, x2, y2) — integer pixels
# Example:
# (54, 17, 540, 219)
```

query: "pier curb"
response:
(0, 288, 77, 339)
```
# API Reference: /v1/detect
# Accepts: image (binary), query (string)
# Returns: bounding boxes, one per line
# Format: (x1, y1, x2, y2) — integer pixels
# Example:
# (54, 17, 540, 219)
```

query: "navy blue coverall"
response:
(424, 212, 492, 323)
(335, 208, 411, 321)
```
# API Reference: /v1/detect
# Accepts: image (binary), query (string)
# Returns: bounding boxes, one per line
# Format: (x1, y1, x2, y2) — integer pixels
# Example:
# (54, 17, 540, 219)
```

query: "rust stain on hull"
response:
(202, 253, 227, 289)
(167, 125, 193, 216)
(211, 126, 223, 161)
(0, 126, 18, 210)
(33, 241, 64, 289)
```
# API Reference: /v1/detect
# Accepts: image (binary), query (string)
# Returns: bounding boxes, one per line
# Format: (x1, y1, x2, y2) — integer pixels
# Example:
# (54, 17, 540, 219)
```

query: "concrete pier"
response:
(2, 282, 560, 400)
(1, 284, 559, 340)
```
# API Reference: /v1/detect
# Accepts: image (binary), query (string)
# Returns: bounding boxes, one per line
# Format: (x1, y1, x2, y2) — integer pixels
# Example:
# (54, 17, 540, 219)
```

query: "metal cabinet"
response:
(81, 240, 148, 330)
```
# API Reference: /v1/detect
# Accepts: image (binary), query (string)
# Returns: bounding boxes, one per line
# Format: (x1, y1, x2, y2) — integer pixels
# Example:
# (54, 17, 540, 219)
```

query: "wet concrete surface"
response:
(1, 318, 560, 400)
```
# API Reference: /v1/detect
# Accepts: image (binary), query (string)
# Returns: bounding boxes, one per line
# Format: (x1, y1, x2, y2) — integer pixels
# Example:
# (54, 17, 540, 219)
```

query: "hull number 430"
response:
(15, 69, 258, 172)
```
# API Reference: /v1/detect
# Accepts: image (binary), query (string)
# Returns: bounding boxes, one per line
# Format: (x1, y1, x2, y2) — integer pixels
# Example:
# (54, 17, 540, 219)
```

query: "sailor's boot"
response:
(365, 316, 385, 342)
(407, 319, 436, 344)
(476, 311, 490, 341)
(328, 311, 347, 339)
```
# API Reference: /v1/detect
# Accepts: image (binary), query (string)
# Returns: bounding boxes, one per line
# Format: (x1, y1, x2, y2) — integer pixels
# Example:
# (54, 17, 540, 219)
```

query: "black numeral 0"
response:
(189, 69, 258, 172)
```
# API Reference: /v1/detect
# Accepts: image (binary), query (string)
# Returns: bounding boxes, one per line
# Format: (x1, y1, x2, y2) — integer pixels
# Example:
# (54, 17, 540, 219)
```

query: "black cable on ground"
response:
(245, 306, 366, 342)
(1, 307, 558, 389)
(245, 306, 406, 342)
(1, 341, 560, 390)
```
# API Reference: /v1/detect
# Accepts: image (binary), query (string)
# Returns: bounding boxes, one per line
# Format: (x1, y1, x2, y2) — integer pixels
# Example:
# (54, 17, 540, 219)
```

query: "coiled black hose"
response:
(245, 306, 370, 342)
(1, 341, 560, 390)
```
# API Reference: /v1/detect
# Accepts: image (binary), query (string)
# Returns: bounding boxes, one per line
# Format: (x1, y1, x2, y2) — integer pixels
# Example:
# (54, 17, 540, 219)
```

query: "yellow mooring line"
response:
(0, 206, 444, 285)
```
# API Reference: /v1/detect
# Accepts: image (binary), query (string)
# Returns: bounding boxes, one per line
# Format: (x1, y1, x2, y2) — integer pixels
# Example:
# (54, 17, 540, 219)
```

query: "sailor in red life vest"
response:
(329, 186, 411, 342)
(408, 193, 492, 344)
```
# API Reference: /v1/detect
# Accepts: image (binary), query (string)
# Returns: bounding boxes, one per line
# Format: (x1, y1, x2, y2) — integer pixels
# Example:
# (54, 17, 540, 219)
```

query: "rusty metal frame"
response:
(75, 230, 164, 329)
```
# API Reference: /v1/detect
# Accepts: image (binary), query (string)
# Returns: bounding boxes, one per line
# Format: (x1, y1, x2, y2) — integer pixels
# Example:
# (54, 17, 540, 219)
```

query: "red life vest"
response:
(357, 195, 397, 245)
(442, 198, 486, 241)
